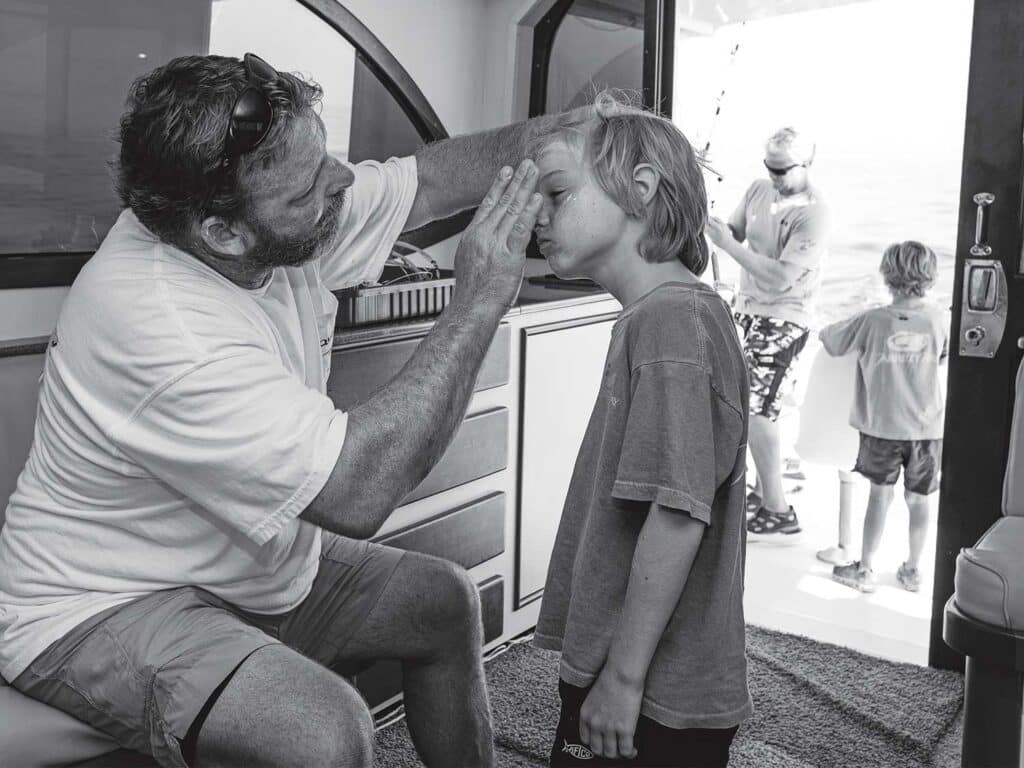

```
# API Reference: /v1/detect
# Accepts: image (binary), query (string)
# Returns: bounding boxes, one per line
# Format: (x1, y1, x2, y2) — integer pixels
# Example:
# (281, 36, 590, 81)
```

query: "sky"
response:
(673, 0, 974, 320)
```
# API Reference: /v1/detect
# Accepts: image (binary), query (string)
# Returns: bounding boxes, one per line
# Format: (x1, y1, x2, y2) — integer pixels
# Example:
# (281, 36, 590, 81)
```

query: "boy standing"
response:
(821, 241, 947, 592)
(531, 96, 753, 767)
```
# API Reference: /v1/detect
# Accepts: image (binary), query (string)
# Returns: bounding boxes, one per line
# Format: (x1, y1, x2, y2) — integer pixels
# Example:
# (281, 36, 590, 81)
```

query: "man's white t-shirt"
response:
(0, 156, 418, 682)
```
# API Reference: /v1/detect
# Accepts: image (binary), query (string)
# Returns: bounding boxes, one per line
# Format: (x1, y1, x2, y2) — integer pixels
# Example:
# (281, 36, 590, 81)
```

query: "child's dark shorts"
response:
(854, 432, 943, 494)
(733, 312, 809, 421)
(550, 680, 739, 768)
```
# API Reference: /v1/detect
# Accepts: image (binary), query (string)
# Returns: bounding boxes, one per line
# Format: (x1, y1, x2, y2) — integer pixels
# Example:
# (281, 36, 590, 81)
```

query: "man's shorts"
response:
(733, 313, 810, 421)
(854, 432, 943, 495)
(549, 680, 738, 768)
(11, 533, 404, 768)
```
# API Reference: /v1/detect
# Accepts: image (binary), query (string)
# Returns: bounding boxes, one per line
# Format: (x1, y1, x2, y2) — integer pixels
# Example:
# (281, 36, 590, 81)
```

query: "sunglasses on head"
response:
(763, 159, 803, 176)
(221, 53, 278, 171)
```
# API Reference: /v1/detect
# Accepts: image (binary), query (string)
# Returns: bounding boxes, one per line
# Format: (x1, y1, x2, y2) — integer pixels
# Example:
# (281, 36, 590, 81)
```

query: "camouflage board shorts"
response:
(733, 313, 810, 421)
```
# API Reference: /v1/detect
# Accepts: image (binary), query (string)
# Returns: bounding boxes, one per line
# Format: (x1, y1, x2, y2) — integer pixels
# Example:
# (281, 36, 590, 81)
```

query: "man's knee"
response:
(196, 645, 375, 768)
(322, 689, 375, 768)
(276, 682, 374, 768)
(408, 555, 482, 644)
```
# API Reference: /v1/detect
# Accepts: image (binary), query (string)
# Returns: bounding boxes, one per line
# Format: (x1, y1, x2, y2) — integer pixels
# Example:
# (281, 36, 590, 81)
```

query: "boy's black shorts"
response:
(854, 432, 943, 494)
(550, 680, 739, 768)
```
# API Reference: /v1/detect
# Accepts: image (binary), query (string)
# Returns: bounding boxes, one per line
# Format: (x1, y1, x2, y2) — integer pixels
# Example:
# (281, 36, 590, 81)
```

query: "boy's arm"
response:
(579, 502, 705, 761)
(405, 108, 589, 230)
(819, 314, 864, 356)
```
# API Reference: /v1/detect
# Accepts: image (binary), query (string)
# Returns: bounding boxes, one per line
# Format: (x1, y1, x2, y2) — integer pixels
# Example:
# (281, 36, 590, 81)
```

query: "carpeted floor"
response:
(374, 626, 965, 767)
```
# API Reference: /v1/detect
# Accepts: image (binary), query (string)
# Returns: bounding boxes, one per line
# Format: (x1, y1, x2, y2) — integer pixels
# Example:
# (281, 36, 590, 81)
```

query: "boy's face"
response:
(533, 138, 629, 280)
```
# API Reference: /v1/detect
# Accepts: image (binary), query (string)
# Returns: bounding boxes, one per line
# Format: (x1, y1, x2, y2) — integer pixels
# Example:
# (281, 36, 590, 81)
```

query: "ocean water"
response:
(675, 0, 971, 327)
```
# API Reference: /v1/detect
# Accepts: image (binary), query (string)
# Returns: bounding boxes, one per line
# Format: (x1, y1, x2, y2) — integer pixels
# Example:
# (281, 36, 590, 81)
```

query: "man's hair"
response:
(526, 91, 709, 275)
(765, 126, 816, 166)
(115, 55, 323, 249)
(879, 240, 938, 297)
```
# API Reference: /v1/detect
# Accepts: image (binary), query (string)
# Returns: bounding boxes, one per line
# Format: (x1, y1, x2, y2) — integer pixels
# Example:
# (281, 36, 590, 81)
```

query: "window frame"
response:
(528, 0, 675, 118)
(0, 0, 453, 289)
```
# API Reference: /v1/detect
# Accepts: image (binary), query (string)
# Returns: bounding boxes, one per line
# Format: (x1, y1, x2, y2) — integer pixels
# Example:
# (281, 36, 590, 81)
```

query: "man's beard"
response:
(246, 189, 347, 270)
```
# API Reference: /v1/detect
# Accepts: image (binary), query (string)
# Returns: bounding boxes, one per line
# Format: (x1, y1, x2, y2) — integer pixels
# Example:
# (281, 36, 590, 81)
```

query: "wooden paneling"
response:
(327, 324, 510, 410)
(404, 408, 508, 505)
(375, 493, 505, 569)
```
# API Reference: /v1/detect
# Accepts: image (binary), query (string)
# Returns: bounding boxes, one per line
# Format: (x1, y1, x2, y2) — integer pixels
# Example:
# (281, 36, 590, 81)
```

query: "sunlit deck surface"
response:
(744, 457, 936, 666)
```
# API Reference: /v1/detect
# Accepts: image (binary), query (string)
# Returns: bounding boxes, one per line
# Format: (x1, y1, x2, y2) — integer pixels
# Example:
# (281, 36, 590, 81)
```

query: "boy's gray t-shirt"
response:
(820, 303, 948, 440)
(534, 282, 753, 730)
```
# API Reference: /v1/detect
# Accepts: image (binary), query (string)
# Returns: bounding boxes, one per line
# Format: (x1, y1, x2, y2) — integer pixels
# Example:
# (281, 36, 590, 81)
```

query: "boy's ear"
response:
(633, 164, 661, 207)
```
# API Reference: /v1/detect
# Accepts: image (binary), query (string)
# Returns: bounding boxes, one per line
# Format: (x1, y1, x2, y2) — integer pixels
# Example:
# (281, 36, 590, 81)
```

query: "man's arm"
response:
(577, 502, 705, 760)
(301, 161, 541, 538)
(707, 217, 805, 291)
(405, 108, 589, 230)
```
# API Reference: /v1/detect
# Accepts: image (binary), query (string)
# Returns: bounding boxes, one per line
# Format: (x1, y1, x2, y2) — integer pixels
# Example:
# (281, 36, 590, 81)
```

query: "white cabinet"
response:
(515, 315, 616, 607)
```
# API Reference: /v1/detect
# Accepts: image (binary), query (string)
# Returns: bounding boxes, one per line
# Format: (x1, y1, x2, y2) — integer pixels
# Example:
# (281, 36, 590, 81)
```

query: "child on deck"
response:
(821, 241, 947, 593)
(531, 95, 753, 767)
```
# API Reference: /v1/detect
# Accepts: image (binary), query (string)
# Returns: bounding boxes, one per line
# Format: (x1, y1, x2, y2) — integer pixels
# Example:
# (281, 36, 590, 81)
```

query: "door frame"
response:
(928, 0, 1024, 671)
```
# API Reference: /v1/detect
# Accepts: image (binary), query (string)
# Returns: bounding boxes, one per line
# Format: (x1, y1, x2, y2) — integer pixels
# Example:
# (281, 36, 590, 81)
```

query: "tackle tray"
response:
(334, 276, 455, 328)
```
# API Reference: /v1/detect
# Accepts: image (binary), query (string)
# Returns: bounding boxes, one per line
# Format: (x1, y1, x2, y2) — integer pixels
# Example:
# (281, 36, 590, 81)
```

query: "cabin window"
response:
(543, 0, 645, 112)
(0, 0, 442, 288)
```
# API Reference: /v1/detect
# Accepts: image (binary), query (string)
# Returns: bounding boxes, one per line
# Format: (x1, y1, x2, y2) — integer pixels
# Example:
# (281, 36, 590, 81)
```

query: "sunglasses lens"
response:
(227, 88, 272, 157)
(764, 160, 799, 176)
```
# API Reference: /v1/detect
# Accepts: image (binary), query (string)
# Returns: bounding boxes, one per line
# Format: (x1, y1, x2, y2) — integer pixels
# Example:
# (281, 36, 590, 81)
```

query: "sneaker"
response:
(832, 561, 876, 593)
(897, 562, 922, 592)
(747, 506, 801, 536)
(816, 545, 854, 566)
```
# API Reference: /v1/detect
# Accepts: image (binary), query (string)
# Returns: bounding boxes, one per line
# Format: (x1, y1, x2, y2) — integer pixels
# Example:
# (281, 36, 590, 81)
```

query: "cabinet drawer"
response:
(328, 324, 510, 410)
(404, 408, 508, 504)
(355, 576, 505, 709)
(375, 493, 505, 569)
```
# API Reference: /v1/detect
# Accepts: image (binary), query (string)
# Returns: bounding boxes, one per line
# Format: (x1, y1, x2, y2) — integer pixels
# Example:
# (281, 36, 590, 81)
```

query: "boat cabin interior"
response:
(1, 1, 1023, 766)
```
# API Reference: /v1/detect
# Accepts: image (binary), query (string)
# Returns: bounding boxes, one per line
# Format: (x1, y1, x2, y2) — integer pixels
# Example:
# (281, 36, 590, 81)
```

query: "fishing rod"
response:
(698, 23, 745, 289)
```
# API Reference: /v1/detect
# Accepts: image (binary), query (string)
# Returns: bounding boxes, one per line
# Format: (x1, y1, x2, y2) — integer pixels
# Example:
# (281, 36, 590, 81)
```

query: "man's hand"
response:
(579, 668, 643, 761)
(453, 159, 541, 309)
(707, 216, 735, 250)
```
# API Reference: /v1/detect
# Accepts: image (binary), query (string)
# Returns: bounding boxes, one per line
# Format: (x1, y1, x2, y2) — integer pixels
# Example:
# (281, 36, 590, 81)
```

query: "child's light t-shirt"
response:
(0, 157, 417, 683)
(534, 282, 754, 730)
(819, 303, 948, 441)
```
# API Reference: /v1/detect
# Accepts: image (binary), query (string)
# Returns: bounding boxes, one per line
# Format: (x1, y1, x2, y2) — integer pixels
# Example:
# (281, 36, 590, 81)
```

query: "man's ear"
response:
(199, 216, 248, 257)
(633, 164, 661, 207)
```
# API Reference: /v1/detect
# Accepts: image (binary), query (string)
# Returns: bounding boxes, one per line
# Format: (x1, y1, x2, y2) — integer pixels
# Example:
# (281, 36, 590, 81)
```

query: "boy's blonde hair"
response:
(879, 240, 938, 298)
(526, 91, 709, 275)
